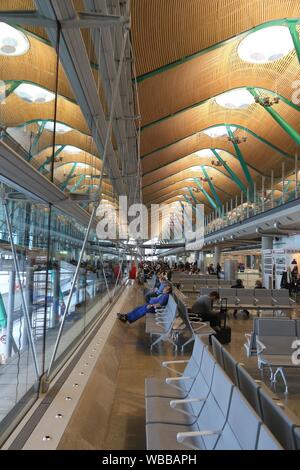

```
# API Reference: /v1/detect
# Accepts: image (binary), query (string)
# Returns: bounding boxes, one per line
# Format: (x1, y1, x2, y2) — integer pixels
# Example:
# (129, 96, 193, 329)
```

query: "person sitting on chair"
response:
(191, 291, 220, 327)
(145, 272, 167, 302)
(117, 284, 172, 324)
(255, 279, 265, 289)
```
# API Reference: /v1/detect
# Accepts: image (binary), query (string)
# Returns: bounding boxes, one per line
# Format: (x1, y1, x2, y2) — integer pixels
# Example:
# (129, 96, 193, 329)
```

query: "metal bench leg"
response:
(181, 336, 194, 353)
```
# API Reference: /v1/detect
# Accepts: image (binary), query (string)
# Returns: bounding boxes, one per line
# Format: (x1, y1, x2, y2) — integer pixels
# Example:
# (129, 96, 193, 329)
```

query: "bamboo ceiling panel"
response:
(0, 94, 88, 133)
(138, 41, 299, 126)
(0, 35, 74, 100)
(131, 0, 300, 76)
(140, 101, 300, 157)
(142, 132, 295, 179)
(34, 149, 103, 171)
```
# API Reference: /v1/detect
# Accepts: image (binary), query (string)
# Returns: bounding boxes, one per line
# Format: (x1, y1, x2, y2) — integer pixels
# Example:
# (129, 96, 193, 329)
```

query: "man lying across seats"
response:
(117, 284, 173, 324)
(145, 272, 167, 302)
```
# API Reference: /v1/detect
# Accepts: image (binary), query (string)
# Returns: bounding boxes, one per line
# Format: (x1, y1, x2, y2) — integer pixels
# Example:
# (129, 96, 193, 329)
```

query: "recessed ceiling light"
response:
(14, 83, 55, 103)
(64, 145, 82, 154)
(42, 121, 72, 134)
(0, 22, 30, 56)
(215, 88, 255, 109)
(203, 126, 237, 138)
(238, 26, 294, 64)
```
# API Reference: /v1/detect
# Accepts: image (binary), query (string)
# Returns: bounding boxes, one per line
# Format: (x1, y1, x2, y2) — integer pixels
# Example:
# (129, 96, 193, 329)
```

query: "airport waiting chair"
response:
(236, 289, 257, 306)
(272, 289, 295, 307)
(219, 288, 239, 306)
(295, 319, 300, 337)
(145, 336, 206, 400)
(146, 296, 180, 351)
(244, 318, 294, 358)
(211, 335, 224, 368)
(178, 298, 215, 352)
(146, 362, 233, 450)
(294, 427, 300, 450)
(146, 346, 215, 426)
(221, 347, 240, 386)
(236, 364, 262, 417)
(255, 289, 276, 307)
(258, 386, 300, 449)
(255, 422, 283, 450)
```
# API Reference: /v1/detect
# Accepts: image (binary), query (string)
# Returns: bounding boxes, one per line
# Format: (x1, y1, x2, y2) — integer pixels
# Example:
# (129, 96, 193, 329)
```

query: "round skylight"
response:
(215, 88, 255, 109)
(0, 23, 30, 56)
(190, 166, 203, 172)
(42, 121, 72, 134)
(64, 145, 82, 154)
(14, 83, 55, 103)
(203, 126, 237, 138)
(238, 26, 294, 64)
(196, 149, 214, 158)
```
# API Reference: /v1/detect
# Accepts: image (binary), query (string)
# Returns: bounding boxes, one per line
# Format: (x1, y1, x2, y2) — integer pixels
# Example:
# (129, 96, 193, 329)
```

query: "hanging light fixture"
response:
(203, 126, 237, 138)
(0, 22, 30, 56)
(14, 83, 55, 103)
(215, 88, 255, 109)
(238, 26, 294, 64)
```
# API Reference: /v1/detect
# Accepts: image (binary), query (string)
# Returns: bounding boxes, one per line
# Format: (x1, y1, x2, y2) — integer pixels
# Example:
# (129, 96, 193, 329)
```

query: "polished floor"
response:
(58, 284, 300, 450)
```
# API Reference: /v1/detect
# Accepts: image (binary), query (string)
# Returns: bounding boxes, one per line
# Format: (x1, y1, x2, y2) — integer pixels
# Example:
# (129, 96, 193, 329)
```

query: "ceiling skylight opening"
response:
(190, 166, 203, 172)
(76, 163, 89, 169)
(64, 145, 82, 154)
(238, 26, 294, 64)
(196, 149, 214, 158)
(14, 83, 55, 103)
(215, 88, 255, 109)
(0, 23, 30, 56)
(203, 126, 237, 138)
(42, 121, 72, 134)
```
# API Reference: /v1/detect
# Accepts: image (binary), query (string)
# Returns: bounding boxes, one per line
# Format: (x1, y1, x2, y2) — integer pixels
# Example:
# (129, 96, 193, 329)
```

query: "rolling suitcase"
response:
(214, 298, 231, 344)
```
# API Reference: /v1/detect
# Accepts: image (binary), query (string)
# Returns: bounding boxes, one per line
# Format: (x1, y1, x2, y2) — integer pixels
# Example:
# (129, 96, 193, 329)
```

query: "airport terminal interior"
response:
(0, 0, 300, 451)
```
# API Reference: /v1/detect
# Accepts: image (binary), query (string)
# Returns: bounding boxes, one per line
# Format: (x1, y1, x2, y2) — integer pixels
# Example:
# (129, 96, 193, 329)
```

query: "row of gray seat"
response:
(244, 318, 300, 394)
(198, 288, 295, 309)
(211, 335, 300, 449)
(180, 280, 232, 291)
(145, 336, 282, 450)
(145, 295, 180, 351)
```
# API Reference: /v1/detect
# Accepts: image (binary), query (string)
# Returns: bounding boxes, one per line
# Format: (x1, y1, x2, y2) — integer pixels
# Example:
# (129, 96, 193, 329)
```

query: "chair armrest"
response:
(166, 376, 192, 384)
(170, 397, 206, 408)
(162, 360, 189, 375)
(177, 430, 222, 444)
(256, 338, 266, 354)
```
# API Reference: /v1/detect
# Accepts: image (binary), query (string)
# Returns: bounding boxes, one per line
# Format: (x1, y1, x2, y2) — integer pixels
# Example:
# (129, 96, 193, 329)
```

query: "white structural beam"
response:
(34, 0, 126, 196)
(84, 0, 139, 204)
(0, 10, 128, 28)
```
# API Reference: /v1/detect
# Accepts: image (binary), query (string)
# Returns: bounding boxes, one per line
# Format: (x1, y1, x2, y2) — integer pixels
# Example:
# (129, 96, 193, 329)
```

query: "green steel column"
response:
(61, 163, 77, 191)
(201, 166, 222, 209)
(38, 146, 65, 173)
(29, 121, 46, 159)
(188, 188, 198, 206)
(249, 88, 300, 146)
(226, 126, 254, 197)
(0, 81, 20, 103)
(289, 22, 300, 64)
(0, 293, 7, 329)
(194, 178, 218, 210)
(211, 149, 246, 193)
(70, 174, 85, 193)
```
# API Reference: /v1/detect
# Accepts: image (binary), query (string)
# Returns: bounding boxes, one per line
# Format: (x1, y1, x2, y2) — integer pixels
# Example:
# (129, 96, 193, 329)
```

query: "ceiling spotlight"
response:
(228, 135, 248, 144)
(54, 156, 63, 163)
(14, 83, 55, 103)
(0, 22, 30, 56)
(203, 126, 237, 138)
(254, 95, 280, 107)
(238, 26, 294, 64)
(215, 88, 255, 109)
(211, 160, 225, 167)
(42, 121, 72, 134)
(200, 177, 213, 183)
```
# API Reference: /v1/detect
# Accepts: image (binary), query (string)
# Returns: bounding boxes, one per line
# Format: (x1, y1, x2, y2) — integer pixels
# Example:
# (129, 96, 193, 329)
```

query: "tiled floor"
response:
(58, 284, 300, 449)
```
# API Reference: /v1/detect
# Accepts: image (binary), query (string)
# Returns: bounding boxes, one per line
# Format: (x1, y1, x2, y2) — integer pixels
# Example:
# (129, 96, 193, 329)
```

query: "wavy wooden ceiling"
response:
(130, 0, 300, 211)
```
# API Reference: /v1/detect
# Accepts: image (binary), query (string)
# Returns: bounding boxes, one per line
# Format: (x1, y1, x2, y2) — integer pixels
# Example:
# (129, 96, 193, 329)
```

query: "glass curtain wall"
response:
(0, 19, 126, 441)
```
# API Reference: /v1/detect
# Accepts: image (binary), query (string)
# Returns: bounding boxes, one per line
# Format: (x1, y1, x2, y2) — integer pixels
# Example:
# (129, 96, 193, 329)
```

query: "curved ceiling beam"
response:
(143, 146, 268, 178)
(141, 124, 294, 161)
(136, 18, 300, 82)
(141, 86, 300, 131)
(143, 169, 232, 200)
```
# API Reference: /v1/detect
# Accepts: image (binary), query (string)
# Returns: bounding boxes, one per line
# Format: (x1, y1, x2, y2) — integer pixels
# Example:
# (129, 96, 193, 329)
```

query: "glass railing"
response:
(204, 176, 300, 236)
